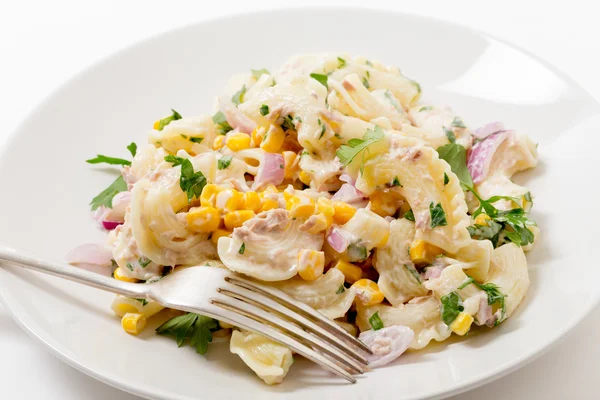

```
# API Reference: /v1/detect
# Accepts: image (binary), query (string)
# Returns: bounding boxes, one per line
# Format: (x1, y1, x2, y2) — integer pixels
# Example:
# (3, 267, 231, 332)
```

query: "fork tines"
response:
(209, 274, 372, 383)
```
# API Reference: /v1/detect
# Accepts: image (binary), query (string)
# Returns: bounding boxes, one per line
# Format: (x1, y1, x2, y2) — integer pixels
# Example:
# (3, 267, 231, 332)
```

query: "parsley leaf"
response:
(90, 176, 127, 210)
(404, 209, 415, 221)
(188, 137, 204, 144)
(336, 285, 345, 294)
(251, 68, 270, 79)
(156, 109, 182, 131)
(212, 111, 233, 135)
(232, 86, 246, 106)
(451, 117, 466, 129)
(337, 57, 346, 68)
(467, 220, 503, 247)
(368, 311, 384, 331)
(156, 313, 218, 354)
(392, 176, 402, 187)
(164, 155, 185, 166)
(238, 243, 246, 255)
(218, 156, 232, 170)
(259, 104, 269, 116)
(444, 172, 449, 185)
(429, 202, 448, 228)
(139, 257, 152, 268)
(476, 282, 507, 325)
(443, 127, 456, 143)
(457, 277, 475, 290)
(310, 73, 328, 89)
(135, 298, 148, 306)
(437, 143, 473, 186)
(86, 155, 131, 166)
(404, 264, 422, 284)
(419, 106, 433, 112)
(384, 90, 403, 112)
(281, 115, 296, 132)
(362, 76, 370, 89)
(165, 156, 207, 202)
(336, 125, 384, 167)
(127, 142, 137, 157)
(318, 119, 326, 139)
(440, 291, 464, 325)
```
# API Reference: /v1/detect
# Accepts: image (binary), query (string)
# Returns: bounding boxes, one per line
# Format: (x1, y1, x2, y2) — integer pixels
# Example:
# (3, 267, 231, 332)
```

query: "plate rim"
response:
(1, 6, 599, 400)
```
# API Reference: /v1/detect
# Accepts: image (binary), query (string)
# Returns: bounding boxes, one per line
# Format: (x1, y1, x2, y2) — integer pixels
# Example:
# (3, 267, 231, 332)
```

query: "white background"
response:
(1, 0, 598, 398)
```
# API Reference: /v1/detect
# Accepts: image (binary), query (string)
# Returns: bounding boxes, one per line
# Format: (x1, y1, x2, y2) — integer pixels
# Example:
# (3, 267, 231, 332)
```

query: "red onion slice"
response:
(358, 326, 414, 368)
(253, 153, 284, 190)
(473, 121, 505, 140)
(467, 130, 512, 184)
(66, 243, 113, 276)
(326, 226, 350, 253)
(102, 220, 122, 230)
(219, 96, 257, 134)
(331, 183, 366, 204)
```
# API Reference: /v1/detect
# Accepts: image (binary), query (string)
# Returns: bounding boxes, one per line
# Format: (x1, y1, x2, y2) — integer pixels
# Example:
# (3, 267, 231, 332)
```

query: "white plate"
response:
(0, 7, 599, 400)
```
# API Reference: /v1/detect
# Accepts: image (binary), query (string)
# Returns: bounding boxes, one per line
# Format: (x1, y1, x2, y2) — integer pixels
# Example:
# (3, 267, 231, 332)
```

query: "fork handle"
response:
(0, 246, 148, 299)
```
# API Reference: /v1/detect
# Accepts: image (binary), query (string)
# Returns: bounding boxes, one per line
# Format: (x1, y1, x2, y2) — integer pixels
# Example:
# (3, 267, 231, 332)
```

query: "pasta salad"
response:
(69, 54, 539, 384)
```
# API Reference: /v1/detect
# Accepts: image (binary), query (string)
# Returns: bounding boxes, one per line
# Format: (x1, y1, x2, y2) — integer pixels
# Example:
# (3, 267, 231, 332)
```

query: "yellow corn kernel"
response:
(474, 213, 491, 226)
(200, 184, 222, 207)
(224, 210, 256, 230)
(262, 185, 279, 195)
(213, 135, 225, 150)
(286, 196, 315, 219)
(317, 197, 334, 218)
(409, 240, 444, 266)
(251, 127, 265, 146)
(282, 151, 298, 180)
(211, 228, 232, 244)
(299, 171, 311, 186)
(352, 279, 385, 306)
(332, 201, 356, 225)
(283, 190, 294, 201)
(370, 191, 401, 217)
(187, 206, 220, 233)
(297, 249, 325, 281)
(450, 312, 474, 336)
(334, 260, 363, 283)
(243, 191, 261, 213)
(226, 133, 251, 151)
(114, 268, 139, 283)
(260, 126, 285, 153)
(215, 189, 244, 212)
(121, 313, 147, 335)
(260, 198, 279, 212)
(153, 120, 160, 130)
(113, 303, 139, 316)
(306, 214, 330, 234)
(220, 321, 234, 329)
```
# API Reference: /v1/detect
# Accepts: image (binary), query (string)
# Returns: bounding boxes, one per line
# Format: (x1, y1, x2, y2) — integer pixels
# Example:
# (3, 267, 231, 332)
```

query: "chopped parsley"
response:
(164, 155, 185, 166)
(127, 142, 137, 157)
(259, 104, 270, 116)
(135, 298, 148, 306)
(281, 114, 296, 132)
(451, 117, 466, 129)
(476, 282, 507, 325)
(90, 176, 128, 210)
(365, 60, 373, 67)
(251, 68, 270, 79)
(212, 111, 233, 135)
(467, 219, 503, 247)
(218, 156, 233, 170)
(457, 277, 475, 290)
(125, 262, 134, 271)
(443, 127, 456, 143)
(238, 243, 246, 255)
(164, 156, 207, 202)
(392, 176, 402, 187)
(404, 264, 422, 284)
(336, 285, 346, 294)
(139, 257, 152, 268)
(362, 76, 370, 89)
(429, 202, 448, 228)
(444, 172, 449, 185)
(410, 79, 421, 94)
(156, 109, 182, 131)
(156, 313, 219, 355)
(440, 291, 464, 325)
(384, 90, 403, 112)
(309, 73, 328, 89)
(419, 106, 433, 112)
(86, 155, 131, 166)
(337, 57, 346, 68)
(231, 85, 246, 106)
(437, 143, 473, 186)
(189, 137, 203, 144)
(334, 133, 343, 140)
(368, 311, 384, 331)
(404, 209, 415, 221)
(318, 119, 326, 139)
(347, 243, 368, 262)
(336, 125, 384, 170)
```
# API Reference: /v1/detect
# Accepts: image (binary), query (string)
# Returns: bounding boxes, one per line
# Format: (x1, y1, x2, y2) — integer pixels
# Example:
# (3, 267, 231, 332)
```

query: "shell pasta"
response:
(77, 53, 539, 384)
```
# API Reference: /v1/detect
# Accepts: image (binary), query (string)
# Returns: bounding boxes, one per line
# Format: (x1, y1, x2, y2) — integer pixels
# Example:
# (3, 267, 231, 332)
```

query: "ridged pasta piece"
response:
(355, 135, 471, 253)
(217, 209, 323, 281)
(487, 243, 530, 318)
(356, 296, 451, 350)
(122, 144, 168, 187)
(407, 105, 471, 149)
(230, 330, 293, 385)
(452, 239, 494, 282)
(424, 263, 485, 316)
(270, 268, 356, 320)
(148, 116, 216, 155)
(111, 295, 164, 318)
(374, 219, 428, 305)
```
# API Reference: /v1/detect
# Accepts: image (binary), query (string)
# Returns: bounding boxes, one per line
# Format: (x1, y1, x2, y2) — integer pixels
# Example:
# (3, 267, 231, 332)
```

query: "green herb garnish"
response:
(384, 90, 403, 112)
(437, 143, 473, 186)
(259, 104, 269, 116)
(419, 106, 433, 112)
(451, 117, 466, 129)
(164, 156, 207, 202)
(135, 298, 148, 306)
(444, 172, 449, 185)
(156, 313, 219, 355)
(440, 291, 463, 325)
(251, 68, 270, 79)
(127, 142, 137, 157)
(336, 285, 345, 294)
(368, 311, 384, 331)
(139, 257, 152, 268)
(310, 73, 328, 89)
(443, 127, 456, 143)
(90, 176, 128, 210)
(212, 111, 233, 135)
(404, 209, 415, 221)
(218, 156, 233, 170)
(404, 264, 422, 284)
(318, 119, 326, 139)
(238, 243, 246, 255)
(337, 57, 346, 68)
(362, 76, 370, 89)
(429, 202, 448, 228)
(156, 109, 182, 131)
(231, 85, 246, 106)
(392, 176, 402, 187)
(336, 125, 384, 168)
(86, 155, 131, 166)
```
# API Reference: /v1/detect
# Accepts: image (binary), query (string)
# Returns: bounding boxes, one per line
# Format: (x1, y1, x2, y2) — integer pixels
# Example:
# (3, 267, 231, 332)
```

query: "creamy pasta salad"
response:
(68, 54, 539, 384)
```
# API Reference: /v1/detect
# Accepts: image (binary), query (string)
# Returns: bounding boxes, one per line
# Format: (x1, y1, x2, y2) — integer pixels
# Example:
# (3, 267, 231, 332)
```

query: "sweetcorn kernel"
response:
(114, 268, 139, 283)
(187, 206, 220, 233)
(282, 151, 298, 180)
(213, 136, 225, 150)
(211, 229, 232, 244)
(260, 198, 279, 212)
(332, 201, 356, 225)
(474, 213, 491, 226)
(334, 260, 363, 283)
(224, 210, 256, 230)
(370, 190, 402, 217)
(153, 120, 160, 130)
(299, 171, 311, 186)
(260, 126, 285, 153)
(286, 196, 315, 219)
(352, 279, 385, 306)
(297, 249, 325, 281)
(226, 134, 252, 151)
(243, 191, 261, 213)
(215, 189, 244, 212)
(409, 240, 444, 266)
(200, 184, 222, 207)
(251, 127, 265, 146)
(121, 313, 147, 335)
(450, 312, 474, 336)
(317, 197, 334, 218)
(306, 214, 330, 234)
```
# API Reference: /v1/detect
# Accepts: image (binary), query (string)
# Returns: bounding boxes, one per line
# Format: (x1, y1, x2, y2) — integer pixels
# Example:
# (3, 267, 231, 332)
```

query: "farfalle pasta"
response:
(75, 53, 539, 385)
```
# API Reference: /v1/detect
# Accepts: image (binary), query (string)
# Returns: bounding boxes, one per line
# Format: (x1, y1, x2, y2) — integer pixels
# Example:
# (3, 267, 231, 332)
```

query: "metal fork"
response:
(0, 246, 371, 383)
